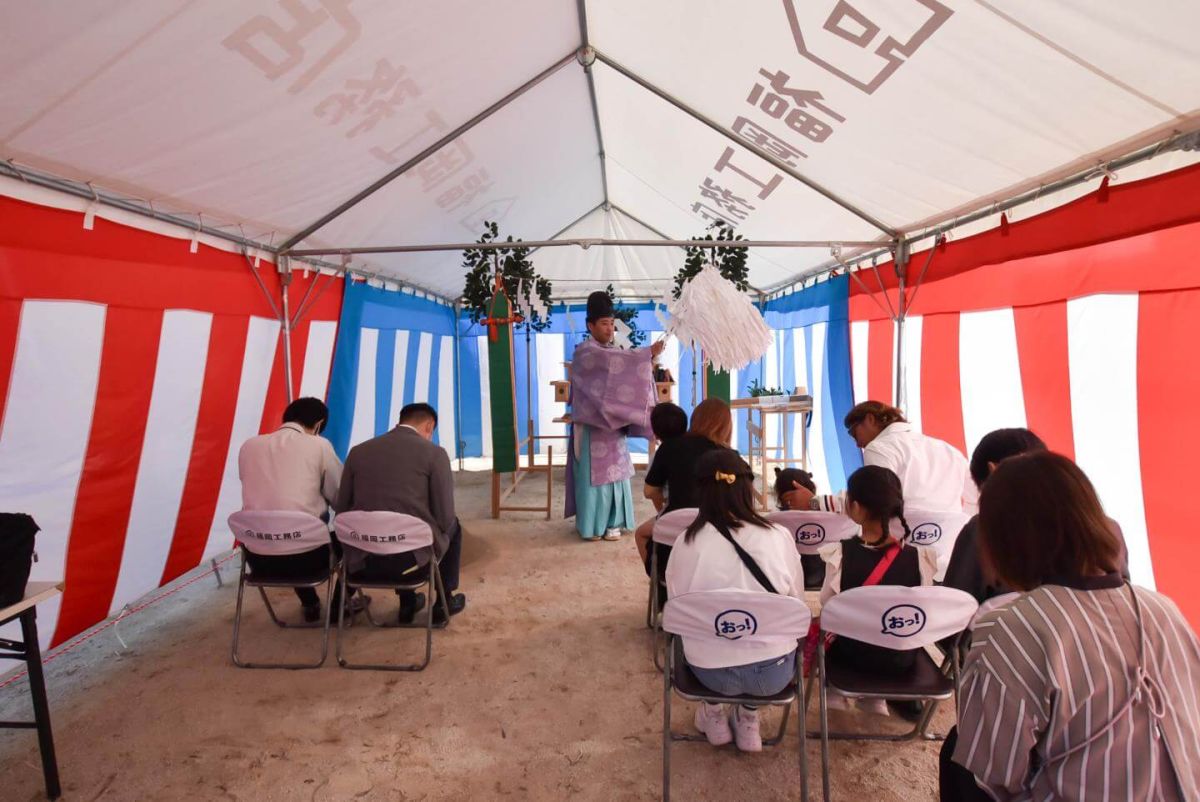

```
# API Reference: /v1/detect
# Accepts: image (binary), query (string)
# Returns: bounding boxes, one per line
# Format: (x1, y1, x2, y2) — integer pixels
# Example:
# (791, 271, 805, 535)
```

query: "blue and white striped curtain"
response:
(756, 276, 862, 493)
(457, 303, 693, 459)
(325, 281, 459, 460)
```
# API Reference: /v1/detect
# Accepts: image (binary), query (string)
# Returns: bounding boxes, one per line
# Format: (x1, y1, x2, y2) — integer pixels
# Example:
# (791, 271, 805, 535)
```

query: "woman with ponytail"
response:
(818, 466, 938, 677)
(665, 449, 805, 753)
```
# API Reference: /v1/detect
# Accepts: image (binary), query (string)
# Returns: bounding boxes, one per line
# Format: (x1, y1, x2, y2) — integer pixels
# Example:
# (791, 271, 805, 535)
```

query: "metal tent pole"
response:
(286, 237, 878, 257)
(454, 302, 464, 470)
(762, 127, 1200, 297)
(279, 258, 296, 404)
(892, 241, 910, 412)
(278, 51, 578, 253)
(591, 49, 898, 238)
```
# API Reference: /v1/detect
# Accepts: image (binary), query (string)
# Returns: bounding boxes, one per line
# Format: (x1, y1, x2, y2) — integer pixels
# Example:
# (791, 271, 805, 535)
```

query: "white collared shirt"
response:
(863, 422, 977, 513)
(238, 422, 343, 519)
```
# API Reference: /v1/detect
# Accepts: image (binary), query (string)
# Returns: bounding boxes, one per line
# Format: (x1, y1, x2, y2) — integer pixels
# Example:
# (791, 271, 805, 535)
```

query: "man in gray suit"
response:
(335, 402, 465, 623)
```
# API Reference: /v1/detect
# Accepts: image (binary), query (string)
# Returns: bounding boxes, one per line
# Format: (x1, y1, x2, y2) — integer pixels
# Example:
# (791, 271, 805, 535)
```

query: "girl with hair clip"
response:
(665, 449, 805, 753)
(816, 465, 939, 714)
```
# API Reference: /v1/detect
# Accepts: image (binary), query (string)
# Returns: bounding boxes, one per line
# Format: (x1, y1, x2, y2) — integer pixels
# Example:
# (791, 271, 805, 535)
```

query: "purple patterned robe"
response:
(564, 338, 656, 518)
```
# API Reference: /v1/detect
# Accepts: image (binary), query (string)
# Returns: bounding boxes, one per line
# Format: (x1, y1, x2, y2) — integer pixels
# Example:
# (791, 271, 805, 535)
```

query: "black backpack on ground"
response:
(0, 513, 40, 608)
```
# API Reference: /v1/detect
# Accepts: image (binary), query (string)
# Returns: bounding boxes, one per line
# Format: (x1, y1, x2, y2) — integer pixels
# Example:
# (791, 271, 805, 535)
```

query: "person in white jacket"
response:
(666, 449, 805, 753)
(842, 400, 976, 512)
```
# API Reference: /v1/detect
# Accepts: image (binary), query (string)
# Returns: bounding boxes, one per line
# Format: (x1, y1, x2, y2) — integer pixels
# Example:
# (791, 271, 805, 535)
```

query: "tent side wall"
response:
(0, 192, 344, 649)
(324, 281, 461, 460)
(847, 165, 1200, 629)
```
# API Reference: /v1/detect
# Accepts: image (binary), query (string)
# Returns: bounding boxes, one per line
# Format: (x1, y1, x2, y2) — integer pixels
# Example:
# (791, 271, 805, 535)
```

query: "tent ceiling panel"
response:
(306, 65, 604, 297)
(587, 0, 1199, 234)
(593, 63, 884, 288)
(531, 206, 681, 298)
(0, 0, 579, 239)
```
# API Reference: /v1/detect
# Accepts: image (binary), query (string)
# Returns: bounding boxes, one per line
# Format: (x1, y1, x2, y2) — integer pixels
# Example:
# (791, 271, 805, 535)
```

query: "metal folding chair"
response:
(769, 510, 858, 590)
(902, 508, 971, 581)
(769, 510, 859, 556)
(661, 589, 812, 802)
(810, 585, 977, 801)
(647, 508, 698, 671)
(332, 510, 449, 671)
(227, 510, 338, 670)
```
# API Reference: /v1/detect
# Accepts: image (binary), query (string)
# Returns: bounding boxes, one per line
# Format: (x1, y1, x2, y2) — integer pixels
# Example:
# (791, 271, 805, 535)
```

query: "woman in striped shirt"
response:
(943, 451, 1200, 801)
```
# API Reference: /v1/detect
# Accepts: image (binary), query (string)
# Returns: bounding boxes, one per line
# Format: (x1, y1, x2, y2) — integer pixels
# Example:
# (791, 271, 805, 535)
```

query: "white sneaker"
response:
(694, 703, 733, 746)
(602, 528, 622, 541)
(731, 706, 762, 752)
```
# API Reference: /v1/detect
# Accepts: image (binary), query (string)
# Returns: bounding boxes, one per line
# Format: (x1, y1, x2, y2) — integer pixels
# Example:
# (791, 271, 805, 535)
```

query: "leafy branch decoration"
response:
(461, 221, 553, 331)
(673, 221, 751, 299)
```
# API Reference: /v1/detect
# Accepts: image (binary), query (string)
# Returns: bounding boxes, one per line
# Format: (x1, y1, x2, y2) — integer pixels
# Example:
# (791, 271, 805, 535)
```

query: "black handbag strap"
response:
(716, 526, 780, 595)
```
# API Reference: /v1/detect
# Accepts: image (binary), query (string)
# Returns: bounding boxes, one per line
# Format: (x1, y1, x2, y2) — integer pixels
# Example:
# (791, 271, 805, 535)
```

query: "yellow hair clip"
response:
(715, 471, 737, 484)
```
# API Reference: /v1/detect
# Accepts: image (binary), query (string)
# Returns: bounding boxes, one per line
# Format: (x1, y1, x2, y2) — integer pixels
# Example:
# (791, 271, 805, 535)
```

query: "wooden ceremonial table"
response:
(731, 395, 814, 509)
(0, 581, 63, 799)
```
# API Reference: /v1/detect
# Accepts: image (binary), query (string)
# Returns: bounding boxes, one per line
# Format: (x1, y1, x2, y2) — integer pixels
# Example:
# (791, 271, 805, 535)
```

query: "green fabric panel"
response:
(706, 365, 731, 403)
(487, 292, 518, 473)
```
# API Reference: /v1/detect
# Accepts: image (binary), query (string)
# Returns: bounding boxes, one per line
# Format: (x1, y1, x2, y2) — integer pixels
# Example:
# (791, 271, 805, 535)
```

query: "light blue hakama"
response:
(572, 425, 635, 539)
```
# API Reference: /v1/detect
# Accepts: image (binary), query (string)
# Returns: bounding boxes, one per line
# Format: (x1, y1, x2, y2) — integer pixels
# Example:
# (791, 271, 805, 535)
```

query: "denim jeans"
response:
(689, 650, 798, 697)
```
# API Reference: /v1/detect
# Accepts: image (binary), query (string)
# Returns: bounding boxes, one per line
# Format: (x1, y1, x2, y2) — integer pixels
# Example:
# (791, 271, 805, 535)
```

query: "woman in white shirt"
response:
(843, 400, 976, 512)
(665, 449, 805, 752)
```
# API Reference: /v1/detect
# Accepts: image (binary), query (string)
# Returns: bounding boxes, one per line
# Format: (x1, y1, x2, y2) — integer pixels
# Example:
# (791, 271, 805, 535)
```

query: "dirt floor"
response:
(0, 469, 948, 801)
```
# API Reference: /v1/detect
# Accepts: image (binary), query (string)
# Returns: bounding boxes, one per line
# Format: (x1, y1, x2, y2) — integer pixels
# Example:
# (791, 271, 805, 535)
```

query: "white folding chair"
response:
(333, 511, 447, 671)
(901, 508, 971, 581)
(648, 508, 698, 671)
(811, 585, 978, 801)
(661, 590, 812, 802)
(228, 510, 337, 670)
(768, 510, 859, 555)
(769, 510, 859, 591)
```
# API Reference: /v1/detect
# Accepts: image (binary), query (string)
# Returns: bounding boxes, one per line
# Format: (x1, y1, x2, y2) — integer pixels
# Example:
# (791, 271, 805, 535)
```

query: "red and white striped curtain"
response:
(0, 195, 343, 648)
(846, 174, 1200, 628)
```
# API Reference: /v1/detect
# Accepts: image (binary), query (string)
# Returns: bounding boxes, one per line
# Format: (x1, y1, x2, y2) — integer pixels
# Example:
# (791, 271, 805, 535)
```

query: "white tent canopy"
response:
(3, 0, 1199, 299)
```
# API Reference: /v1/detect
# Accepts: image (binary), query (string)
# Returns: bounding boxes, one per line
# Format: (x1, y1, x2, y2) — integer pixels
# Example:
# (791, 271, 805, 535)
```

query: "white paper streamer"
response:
(666, 264, 772, 373)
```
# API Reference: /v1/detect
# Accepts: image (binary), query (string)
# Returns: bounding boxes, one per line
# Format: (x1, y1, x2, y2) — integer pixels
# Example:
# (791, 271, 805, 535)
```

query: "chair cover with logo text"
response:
(652, 508, 699, 546)
(229, 509, 331, 557)
(649, 507, 699, 670)
(332, 510, 443, 671)
(819, 585, 977, 650)
(661, 589, 812, 802)
(900, 508, 971, 582)
(226, 509, 337, 670)
(813, 585, 979, 798)
(768, 510, 859, 555)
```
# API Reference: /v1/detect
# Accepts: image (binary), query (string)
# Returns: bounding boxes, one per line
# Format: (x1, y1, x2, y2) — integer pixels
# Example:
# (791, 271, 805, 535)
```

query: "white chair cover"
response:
(768, 510, 859, 554)
(228, 510, 330, 557)
(332, 510, 433, 556)
(970, 591, 1022, 627)
(819, 585, 978, 650)
(901, 508, 972, 581)
(652, 508, 698, 546)
(663, 589, 812, 650)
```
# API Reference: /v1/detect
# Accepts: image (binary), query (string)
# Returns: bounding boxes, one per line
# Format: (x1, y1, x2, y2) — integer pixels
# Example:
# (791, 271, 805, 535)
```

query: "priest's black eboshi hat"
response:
(586, 290, 614, 323)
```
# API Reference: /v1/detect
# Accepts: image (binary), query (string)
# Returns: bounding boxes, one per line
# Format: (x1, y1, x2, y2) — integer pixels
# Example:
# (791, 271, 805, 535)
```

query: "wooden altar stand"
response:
(731, 393, 814, 509)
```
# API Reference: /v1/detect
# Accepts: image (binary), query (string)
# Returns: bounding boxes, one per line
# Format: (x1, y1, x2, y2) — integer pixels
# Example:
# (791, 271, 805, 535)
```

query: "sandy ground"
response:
(0, 469, 948, 801)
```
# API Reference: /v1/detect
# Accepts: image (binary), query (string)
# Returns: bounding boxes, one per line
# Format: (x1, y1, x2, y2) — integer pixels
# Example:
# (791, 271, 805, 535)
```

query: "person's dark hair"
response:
(282, 397, 329, 432)
(843, 400, 905, 431)
(969, 428, 1047, 488)
(773, 467, 815, 509)
(845, 465, 910, 541)
(689, 397, 733, 447)
(650, 403, 687, 442)
(683, 450, 772, 543)
(978, 451, 1121, 591)
(399, 402, 438, 427)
